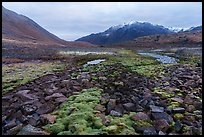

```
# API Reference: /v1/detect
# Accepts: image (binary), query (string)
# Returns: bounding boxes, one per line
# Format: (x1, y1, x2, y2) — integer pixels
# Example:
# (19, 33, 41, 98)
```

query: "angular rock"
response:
(135, 105, 144, 112)
(4, 119, 17, 130)
(131, 112, 150, 121)
(114, 104, 124, 114)
(139, 99, 148, 108)
(149, 105, 164, 113)
(171, 97, 183, 103)
(110, 110, 122, 117)
(72, 86, 82, 91)
(81, 79, 92, 87)
(17, 124, 50, 135)
(28, 116, 38, 126)
(143, 128, 157, 135)
(172, 107, 185, 113)
(123, 103, 135, 111)
(154, 119, 170, 132)
(15, 90, 37, 101)
(45, 93, 65, 101)
(134, 126, 155, 133)
(99, 77, 107, 81)
(183, 95, 194, 105)
(40, 114, 56, 124)
(2, 95, 13, 101)
(193, 101, 202, 110)
(36, 103, 55, 114)
(158, 131, 166, 135)
(165, 108, 172, 114)
(80, 72, 91, 80)
(151, 112, 173, 124)
(175, 120, 182, 133)
(21, 104, 37, 115)
(60, 80, 70, 88)
(100, 94, 110, 105)
(131, 96, 139, 103)
(55, 97, 68, 103)
(107, 99, 116, 113)
(18, 115, 28, 124)
(4, 124, 23, 135)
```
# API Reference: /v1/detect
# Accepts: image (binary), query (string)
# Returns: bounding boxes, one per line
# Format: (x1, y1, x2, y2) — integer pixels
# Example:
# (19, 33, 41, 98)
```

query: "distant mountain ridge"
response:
(76, 21, 202, 45)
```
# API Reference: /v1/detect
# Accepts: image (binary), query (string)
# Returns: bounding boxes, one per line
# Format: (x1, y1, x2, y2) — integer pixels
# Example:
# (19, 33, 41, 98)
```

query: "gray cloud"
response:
(2, 2, 202, 41)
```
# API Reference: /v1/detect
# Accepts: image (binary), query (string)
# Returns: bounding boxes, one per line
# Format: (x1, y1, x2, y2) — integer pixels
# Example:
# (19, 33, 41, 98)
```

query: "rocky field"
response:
(2, 49, 202, 135)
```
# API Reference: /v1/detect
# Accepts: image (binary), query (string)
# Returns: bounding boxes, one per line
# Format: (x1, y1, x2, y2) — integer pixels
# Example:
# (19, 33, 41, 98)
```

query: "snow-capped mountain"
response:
(186, 26, 202, 32)
(167, 27, 190, 33)
(76, 21, 175, 45)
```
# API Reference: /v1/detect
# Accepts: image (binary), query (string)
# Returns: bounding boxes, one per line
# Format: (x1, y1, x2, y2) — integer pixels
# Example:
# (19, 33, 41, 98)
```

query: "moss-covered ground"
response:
(2, 61, 67, 94)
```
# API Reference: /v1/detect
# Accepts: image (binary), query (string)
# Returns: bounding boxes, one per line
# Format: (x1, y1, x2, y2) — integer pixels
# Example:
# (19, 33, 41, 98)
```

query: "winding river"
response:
(138, 52, 178, 64)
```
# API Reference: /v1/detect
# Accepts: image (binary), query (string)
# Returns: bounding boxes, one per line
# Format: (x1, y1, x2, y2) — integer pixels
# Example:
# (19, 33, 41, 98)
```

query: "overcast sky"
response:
(2, 2, 202, 41)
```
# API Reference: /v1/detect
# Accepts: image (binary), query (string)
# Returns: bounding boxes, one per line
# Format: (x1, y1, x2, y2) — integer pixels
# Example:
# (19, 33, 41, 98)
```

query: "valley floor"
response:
(2, 48, 202, 135)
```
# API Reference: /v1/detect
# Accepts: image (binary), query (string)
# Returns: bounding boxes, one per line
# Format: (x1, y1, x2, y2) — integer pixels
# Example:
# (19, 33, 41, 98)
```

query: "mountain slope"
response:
(76, 21, 174, 45)
(2, 6, 68, 45)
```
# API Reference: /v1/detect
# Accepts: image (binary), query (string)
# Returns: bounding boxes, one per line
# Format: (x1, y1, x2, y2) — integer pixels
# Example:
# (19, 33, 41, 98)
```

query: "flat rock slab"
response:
(45, 93, 65, 101)
(149, 105, 164, 113)
(172, 107, 185, 113)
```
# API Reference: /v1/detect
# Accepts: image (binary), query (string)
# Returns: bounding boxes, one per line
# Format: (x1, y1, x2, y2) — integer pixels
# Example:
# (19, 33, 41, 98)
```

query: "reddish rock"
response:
(94, 104, 106, 112)
(154, 119, 170, 132)
(40, 114, 56, 124)
(131, 112, 150, 121)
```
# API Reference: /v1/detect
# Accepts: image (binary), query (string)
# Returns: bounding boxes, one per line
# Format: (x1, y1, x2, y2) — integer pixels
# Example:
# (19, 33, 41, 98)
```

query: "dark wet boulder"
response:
(21, 104, 37, 115)
(158, 131, 166, 135)
(196, 62, 202, 67)
(143, 128, 157, 135)
(175, 120, 183, 133)
(133, 122, 155, 133)
(4, 119, 17, 130)
(4, 124, 23, 135)
(123, 102, 135, 111)
(107, 99, 116, 113)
